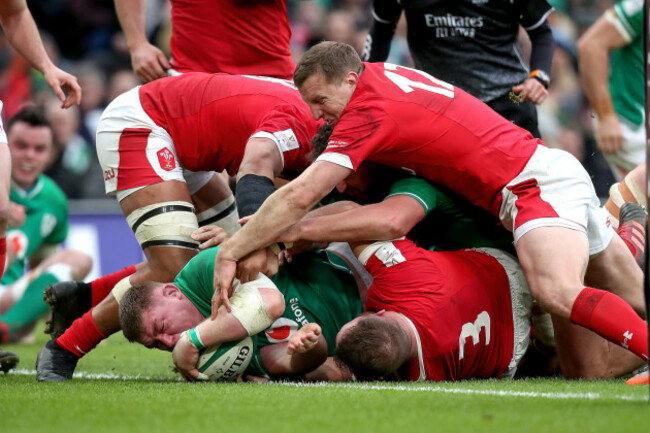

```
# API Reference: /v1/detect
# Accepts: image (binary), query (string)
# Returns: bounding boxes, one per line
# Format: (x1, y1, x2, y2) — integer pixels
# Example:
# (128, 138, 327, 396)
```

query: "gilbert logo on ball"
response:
(196, 336, 254, 381)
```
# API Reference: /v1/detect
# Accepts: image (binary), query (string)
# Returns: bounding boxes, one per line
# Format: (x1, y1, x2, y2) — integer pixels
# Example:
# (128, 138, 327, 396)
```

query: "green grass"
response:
(1, 326, 649, 433)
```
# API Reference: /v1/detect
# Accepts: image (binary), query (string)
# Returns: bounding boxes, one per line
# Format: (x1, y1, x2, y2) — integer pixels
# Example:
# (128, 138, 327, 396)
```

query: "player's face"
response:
(139, 285, 203, 351)
(299, 72, 357, 126)
(335, 163, 375, 203)
(8, 122, 53, 189)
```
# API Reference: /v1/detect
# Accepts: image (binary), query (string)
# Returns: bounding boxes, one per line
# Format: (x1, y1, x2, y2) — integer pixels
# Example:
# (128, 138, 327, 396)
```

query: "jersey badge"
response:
(41, 214, 57, 238)
(157, 148, 176, 171)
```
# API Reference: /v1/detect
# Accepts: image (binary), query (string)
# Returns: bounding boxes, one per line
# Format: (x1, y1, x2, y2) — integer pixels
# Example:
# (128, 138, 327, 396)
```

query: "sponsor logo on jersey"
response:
(289, 297, 310, 327)
(424, 14, 484, 38)
(103, 168, 116, 181)
(157, 148, 176, 171)
(327, 140, 348, 148)
(41, 214, 57, 238)
(265, 317, 299, 343)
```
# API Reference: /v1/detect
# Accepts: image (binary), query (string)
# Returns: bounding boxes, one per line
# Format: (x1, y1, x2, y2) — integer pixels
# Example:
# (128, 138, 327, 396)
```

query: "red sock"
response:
(91, 265, 136, 306)
(0, 237, 6, 280)
(56, 309, 106, 358)
(570, 287, 648, 361)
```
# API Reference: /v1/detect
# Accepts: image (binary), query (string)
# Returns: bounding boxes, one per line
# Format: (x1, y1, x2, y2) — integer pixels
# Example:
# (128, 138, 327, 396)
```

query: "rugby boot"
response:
(36, 339, 78, 382)
(44, 281, 91, 338)
(617, 202, 647, 269)
(626, 365, 649, 385)
(0, 348, 19, 373)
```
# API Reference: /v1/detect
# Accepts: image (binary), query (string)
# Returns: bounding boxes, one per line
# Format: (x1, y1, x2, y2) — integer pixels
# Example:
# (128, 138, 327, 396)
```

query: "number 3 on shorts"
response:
(383, 63, 455, 99)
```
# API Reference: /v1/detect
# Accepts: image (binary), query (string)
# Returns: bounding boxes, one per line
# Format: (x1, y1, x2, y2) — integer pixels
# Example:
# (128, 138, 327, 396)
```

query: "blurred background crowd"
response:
(0, 0, 623, 200)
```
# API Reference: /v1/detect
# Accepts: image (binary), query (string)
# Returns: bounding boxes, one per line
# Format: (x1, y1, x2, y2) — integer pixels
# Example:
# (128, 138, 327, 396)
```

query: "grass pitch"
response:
(1, 326, 648, 433)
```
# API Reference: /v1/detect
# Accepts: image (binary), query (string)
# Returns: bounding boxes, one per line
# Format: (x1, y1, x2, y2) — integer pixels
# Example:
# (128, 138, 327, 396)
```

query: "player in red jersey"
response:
(335, 238, 644, 381)
(36, 72, 321, 381)
(115, 0, 295, 82)
(336, 239, 531, 381)
(213, 42, 647, 378)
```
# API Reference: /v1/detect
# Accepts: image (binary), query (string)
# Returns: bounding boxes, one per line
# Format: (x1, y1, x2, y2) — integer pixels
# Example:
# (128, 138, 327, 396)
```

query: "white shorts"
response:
(596, 116, 645, 180)
(474, 248, 533, 379)
(96, 87, 213, 201)
(499, 145, 614, 256)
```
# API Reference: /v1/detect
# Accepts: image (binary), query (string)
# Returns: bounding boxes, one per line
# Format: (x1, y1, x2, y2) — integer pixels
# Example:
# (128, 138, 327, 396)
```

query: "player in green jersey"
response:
(579, 0, 644, 182)
(0, 107, 91, 345)
(119, 245, 362, 381)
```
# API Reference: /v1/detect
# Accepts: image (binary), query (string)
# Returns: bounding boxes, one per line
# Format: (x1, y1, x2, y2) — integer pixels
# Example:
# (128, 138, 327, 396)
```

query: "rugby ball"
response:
(196, 336, 254, 381)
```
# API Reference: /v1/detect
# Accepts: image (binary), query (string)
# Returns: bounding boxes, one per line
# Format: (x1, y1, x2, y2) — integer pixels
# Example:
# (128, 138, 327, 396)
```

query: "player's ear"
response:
(161, 283, 181, 299)
(344, 71, 359, 88)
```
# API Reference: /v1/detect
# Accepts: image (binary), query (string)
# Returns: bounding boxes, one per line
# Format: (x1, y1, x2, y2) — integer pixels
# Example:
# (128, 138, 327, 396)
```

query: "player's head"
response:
(335, 312, 411, 380)
(119, 281, 203, 351)
(6, 106, 53, 189)
(295, 41, 363, 126)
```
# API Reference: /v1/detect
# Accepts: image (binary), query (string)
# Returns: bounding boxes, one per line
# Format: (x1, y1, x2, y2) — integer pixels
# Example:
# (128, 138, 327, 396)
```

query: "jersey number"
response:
(458, 311, 491, 361)
(383, 63, 455, 98)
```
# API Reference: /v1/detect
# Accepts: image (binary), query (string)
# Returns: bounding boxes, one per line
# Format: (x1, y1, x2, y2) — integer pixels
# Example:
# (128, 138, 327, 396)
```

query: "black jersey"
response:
(372, 0, 553, 102)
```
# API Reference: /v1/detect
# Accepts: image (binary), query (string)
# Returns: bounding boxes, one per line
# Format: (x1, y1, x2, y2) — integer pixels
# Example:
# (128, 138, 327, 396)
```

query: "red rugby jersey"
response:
(318, 63, 542, 217)
(139, 73, 319, 175)
(364, 239, 515, 381)
(169, 0, 294, 79)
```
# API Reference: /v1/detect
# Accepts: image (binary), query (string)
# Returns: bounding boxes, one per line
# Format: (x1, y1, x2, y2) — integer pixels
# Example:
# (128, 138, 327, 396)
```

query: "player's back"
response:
(139, 73, 318, 174)
(365, 239, 515, 381)
(169, 0, 294, 79)
(337, 63, 541, 215)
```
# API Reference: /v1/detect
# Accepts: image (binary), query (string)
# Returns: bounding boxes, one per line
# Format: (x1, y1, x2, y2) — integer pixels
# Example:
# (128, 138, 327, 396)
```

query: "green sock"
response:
(0, 272, 59, 333)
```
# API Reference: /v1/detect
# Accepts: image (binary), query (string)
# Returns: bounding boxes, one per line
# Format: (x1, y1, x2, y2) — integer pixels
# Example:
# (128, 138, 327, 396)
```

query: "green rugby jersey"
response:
(2, 175, 68, 284)
(174, 247, 362, 378)
(387, 177, 513, 253)
(610, 0, 644, 128)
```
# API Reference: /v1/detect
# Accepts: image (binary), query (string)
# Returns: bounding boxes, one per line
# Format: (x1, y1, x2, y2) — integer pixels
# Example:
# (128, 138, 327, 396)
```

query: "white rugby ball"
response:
(196, 336, 254, 381)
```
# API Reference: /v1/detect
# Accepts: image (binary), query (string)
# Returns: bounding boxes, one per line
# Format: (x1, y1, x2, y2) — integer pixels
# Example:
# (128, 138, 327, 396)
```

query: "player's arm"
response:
(114, 0, 170, 82)
(258, 323, 328, 378)
(362, 0, 403, 62)
(283, 195, 425, 243)
(0, 0, 80, 108)
(214, 161, 352, 315)
(513, 22, 554, 105)
(173, 279, 285, 380)
(577, 10, 629, 154)
(0, 143, 9, 279)
(235, 137, 284, 218)
(28, 243, 62, 270)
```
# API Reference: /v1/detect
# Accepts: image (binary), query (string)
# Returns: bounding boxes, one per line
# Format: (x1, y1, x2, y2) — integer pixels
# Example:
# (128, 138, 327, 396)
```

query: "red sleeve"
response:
(316, 105, 397, 171)
(253, 104, 318, 172)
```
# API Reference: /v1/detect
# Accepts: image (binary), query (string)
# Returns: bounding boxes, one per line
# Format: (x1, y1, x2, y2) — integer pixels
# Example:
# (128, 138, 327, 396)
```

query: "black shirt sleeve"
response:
(362, 0, 403, 62)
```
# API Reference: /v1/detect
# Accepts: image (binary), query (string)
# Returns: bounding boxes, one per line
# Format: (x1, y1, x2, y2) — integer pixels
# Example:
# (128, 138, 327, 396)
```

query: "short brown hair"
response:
(119, 281, 160, 343)
(294, 41, 363, 88)
(335, 315, 409, 380)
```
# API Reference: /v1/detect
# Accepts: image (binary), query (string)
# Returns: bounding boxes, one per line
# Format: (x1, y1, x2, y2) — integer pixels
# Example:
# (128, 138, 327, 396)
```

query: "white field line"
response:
(273, 381, 649, 402)
(10, 368, 647, 402)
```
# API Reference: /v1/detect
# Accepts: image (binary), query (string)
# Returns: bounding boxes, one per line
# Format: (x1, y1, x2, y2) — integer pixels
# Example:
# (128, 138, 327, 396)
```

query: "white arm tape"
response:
(229, 273, 280, 336)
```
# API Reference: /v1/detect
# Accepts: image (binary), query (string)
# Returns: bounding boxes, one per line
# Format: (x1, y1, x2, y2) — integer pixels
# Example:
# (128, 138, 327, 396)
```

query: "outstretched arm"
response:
(114, 0, 170, 82)
(0, 0, 80, 107)
(213, 161, 352, 315)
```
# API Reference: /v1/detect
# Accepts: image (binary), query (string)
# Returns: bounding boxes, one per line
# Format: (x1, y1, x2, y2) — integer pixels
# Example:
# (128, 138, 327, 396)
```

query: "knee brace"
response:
(196, 195, 240, 236)
(126, 201, 199, 250)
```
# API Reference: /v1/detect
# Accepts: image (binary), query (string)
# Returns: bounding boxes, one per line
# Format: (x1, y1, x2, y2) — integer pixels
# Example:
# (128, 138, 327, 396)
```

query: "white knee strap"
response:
(126, 201, 199, 250)
(196, 195, 240, 236)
